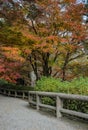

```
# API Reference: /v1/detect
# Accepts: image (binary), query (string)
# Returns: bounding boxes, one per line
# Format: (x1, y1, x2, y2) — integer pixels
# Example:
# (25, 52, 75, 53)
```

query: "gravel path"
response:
(0, 94, 88, 130)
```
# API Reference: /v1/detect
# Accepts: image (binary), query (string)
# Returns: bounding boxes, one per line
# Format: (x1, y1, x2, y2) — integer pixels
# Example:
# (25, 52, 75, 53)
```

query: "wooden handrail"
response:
(29, 91, 88, 101)
(0, 88, 28, 99)
(28, 91, 88, 119)
(0, 88, 88, 119)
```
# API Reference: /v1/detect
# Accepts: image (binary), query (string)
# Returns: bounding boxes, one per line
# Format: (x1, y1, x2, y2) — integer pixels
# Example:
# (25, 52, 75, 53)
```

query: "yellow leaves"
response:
(68, 44, 78, 52)
(1, 47, 25, 62)
(58, 43, 78, 55)
(22, 29, 39, 42)
(46, 36, 58, 42)
(59, 46, 67, 54)
(35, 0, 52, 8)
(35, 41, 52, 53)
(33, 35, 59, 53)
(38, 27, 49, 36)
(64, 44, 78, 53)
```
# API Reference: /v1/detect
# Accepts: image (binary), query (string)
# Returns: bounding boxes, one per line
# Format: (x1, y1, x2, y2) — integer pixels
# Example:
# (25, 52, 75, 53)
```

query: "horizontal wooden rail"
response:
(28, 91, 88, 119)
(60, 108, 88, 119)
(0, 88, 28, 99)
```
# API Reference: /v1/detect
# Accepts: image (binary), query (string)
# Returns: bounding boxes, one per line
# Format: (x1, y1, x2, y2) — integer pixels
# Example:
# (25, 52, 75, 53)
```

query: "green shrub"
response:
(0, 79, 34, 91)
(41, 97, 56, 106)
(35, 76, 88, 95)
(0, 79, 8, 87)
(34, 76, 88, 113)
(35, 76, 64, 92)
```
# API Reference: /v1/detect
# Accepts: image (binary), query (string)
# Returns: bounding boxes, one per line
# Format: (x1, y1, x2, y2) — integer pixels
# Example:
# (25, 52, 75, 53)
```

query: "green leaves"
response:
(35, 76, 88, 95)
(35, 76, 88, 113)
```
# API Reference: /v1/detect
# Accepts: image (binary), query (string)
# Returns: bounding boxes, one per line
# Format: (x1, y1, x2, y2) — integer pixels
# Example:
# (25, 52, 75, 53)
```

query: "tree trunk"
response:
(29, 52, 39, 81)
(62, 52, 70, 81)
(42, 52, 52, 77)
(30, 71, 36, 87)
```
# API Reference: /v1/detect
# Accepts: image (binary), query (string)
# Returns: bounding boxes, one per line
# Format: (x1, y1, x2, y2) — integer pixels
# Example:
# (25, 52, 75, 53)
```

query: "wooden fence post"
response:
(15, 91, 17, 97)
(4, 90, 6, 95)
(23, 92, 25, 99)
(8, 91, 11, 96)
(28, 92, 31, 104)
(36, 94, 40, 110)
(56, 96, 63, 118)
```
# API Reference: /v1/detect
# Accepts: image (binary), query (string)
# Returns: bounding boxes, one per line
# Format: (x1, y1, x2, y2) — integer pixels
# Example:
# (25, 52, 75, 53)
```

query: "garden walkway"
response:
(0, 94, 88, 130)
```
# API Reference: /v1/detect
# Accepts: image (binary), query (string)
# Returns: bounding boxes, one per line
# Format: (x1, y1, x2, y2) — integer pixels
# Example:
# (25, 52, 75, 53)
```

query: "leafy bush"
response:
(63, 100, 88, 113)
(34, 76, 88, 113)
(0, 79, 34, 91)
(0, 79, 8, 86)
(41, 97, 56, 106)
(35, 76, 60, 92)
(35, 76, 88, 95)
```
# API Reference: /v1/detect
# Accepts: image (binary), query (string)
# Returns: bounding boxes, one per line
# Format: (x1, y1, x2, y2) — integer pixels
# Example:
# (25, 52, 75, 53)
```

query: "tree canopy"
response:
(0, 0, 88, 83)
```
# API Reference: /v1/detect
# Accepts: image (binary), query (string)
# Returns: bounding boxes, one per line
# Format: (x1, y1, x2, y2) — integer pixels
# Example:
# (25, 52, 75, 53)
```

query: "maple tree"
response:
(0, 24, 26, 82)
(0, 46, 24, 83)
(23, 0, 88, 80)
(0, 0, 88, 83)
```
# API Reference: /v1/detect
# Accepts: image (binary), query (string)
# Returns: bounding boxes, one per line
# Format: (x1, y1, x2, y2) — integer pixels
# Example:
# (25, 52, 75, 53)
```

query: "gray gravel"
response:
(0, 94, 88, 130)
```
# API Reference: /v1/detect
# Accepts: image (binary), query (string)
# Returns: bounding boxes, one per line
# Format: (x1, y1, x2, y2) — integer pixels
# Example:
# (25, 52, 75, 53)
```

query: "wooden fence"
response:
(0, 88, 88, 119)
(0, 88, 28, 99)
(29, 91, 88, 119)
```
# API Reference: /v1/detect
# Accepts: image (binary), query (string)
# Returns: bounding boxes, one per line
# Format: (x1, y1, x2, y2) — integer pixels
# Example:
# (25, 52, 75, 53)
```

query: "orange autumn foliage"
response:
(0, 47, 24, 83)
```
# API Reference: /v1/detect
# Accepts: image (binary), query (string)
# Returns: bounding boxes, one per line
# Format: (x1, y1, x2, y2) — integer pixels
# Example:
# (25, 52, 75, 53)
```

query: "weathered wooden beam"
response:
(29, 100, 36, 105)
(36, 94, 40, 110)
(56, 96, 63, 118)
(29, 91, 88, 101)
(39, 103, 56, 110)
(60, 108, 88, 119)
